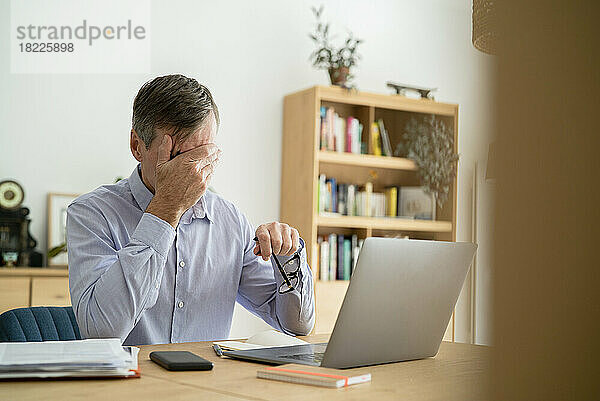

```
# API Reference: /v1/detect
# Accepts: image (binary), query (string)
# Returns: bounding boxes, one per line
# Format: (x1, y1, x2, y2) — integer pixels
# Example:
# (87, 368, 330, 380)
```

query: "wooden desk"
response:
(0, 334, 490, 401)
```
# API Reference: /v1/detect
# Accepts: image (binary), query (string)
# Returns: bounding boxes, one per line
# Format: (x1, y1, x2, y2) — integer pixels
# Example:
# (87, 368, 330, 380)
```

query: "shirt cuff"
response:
(131, 213, 176, 258)
(273, 237, 306, 265)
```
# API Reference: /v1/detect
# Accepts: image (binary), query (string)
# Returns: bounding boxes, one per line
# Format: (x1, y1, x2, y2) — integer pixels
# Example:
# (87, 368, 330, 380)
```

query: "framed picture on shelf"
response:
(47, 193, 79, 267)
(399, 187, 436, 220)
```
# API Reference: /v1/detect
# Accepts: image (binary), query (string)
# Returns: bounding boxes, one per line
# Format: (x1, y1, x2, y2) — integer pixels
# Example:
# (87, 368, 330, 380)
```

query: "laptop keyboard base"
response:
(283, 352, 325, 365)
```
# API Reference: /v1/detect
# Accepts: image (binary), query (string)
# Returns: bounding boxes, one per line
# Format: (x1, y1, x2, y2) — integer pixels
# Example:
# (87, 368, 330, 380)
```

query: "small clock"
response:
(0, 180, 25, 211)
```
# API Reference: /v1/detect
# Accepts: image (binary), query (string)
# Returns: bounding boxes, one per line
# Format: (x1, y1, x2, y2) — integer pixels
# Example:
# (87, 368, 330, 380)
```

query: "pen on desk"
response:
(213, 344, 223, 357)
(253, 236, 293, 289)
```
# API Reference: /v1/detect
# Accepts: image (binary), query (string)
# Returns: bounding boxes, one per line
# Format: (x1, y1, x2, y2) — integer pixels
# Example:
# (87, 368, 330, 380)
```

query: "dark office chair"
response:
(0, 306, 81, 342)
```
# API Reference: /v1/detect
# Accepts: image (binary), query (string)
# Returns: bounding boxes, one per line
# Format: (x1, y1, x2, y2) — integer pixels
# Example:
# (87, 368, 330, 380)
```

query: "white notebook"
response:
(214, 330, 308, 351)
(257, 364, 371, 388)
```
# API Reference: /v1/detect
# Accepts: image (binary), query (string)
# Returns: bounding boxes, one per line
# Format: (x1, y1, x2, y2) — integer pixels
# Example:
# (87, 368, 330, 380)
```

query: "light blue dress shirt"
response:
(66, 165, 315, 346)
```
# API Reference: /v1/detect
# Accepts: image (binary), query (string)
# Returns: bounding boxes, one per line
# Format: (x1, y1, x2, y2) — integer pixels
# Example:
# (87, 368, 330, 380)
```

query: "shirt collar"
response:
(129, 165, 153, 212)
(180, 196, 213, 225)
(129, 164, 213, 224)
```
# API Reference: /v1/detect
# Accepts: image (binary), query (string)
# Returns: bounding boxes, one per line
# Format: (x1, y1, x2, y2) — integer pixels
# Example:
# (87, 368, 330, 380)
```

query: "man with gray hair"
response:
(67, 74, 315, 345)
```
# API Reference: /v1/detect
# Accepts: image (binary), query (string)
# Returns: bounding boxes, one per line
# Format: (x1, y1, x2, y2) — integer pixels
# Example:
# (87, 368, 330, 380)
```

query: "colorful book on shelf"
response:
(317, 174, 321, 213)
(351, 235, 360, 275)
(372, 192, 386, 217)
(345, 117, 353, 153)
(257, 364, 371, 388)
(330, 178, 337, 213)
(328, 234, 337, 281)
(356, 191, 365, 217)
(347, 184, 356, 216)
(335, 114, 346, 153)
(326, 107, 335, 151)
(319, 174, 327, 213)
(343, 239, 352, 280)
(315, 236, 321, 276)
(319, 238, 329, 281)
(325, 180, 331, 212)
(370, 122, 382, 156)
(354, 120, 362, 154)
(385, 187, 398, 217)
(359, 123, 365, 154)
(365, 182, 373, 217)
(337, 183, 346, 215)
(378, 119, 393, 157)
(325, 177, 338, 213)
(319, 107, 327, 150)
(333, 113, 340, 152)
(337, 234, 344, 280)
(345, 116, 361, 154)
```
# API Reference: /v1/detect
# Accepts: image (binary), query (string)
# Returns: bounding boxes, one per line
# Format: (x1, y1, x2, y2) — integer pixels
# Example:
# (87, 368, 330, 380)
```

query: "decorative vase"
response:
(328, 67, 350, 86)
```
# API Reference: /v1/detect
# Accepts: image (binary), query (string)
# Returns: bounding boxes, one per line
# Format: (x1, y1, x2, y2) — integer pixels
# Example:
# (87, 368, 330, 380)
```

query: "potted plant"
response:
(395, 115, 459, 208)
(309, 6, 362, 88)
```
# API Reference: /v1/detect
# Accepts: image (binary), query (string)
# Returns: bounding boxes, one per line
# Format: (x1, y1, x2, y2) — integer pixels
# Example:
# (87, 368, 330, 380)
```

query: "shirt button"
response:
(178, 301, 184, 308)
(155, 281, 160, 289)
(179, 261, 185, 268)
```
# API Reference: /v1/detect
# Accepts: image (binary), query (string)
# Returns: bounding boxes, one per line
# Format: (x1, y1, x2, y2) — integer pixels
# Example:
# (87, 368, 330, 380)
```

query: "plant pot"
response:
(328, 67, 350, 86)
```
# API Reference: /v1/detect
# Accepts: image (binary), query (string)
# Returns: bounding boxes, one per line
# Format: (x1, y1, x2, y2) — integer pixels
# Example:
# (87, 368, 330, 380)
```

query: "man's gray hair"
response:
(132, 74, 220, 148)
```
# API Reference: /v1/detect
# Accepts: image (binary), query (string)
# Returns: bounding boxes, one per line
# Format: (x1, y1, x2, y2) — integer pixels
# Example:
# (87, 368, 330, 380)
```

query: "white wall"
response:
(0, 0, 494, 343)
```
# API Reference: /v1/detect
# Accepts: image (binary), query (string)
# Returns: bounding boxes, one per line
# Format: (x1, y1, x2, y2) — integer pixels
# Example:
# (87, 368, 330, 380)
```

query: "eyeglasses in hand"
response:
(273, 253, 301, 294)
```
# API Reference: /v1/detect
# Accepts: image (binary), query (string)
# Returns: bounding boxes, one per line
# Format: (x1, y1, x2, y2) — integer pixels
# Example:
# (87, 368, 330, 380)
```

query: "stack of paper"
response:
(0, 338, 139, 379)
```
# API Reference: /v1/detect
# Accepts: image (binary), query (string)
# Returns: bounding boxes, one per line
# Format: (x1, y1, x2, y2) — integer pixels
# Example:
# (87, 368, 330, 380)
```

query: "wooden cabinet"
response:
(0, 277, 30, 313)
(31, 277, 71, 307)
(0, 268, 70, 314)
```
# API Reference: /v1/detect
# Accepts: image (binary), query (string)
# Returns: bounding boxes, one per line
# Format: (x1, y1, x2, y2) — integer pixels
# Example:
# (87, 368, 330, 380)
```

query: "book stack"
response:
(318, 177, 435, 220)
(319, 106, 364, 154)
(319, 108, 394, 158)
(317, 234, 364, 281)
(318, 176, 400, 218)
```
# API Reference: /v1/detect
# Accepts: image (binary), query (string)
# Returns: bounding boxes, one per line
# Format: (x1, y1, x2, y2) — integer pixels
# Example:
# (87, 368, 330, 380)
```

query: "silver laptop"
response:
(223, 238, 477, 368)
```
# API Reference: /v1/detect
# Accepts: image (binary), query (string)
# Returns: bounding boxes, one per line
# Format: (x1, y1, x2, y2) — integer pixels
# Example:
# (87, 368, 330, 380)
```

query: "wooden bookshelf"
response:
(280, 85, 458, 339)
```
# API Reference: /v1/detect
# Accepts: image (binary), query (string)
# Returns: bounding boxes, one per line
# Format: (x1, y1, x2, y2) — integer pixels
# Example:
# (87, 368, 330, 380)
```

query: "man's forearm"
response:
(74, 252, 163, 340)
(146, 195, 185, 228)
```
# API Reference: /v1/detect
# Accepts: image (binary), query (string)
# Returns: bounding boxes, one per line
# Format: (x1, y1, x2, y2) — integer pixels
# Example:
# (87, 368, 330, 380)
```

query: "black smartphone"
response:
(149, 351, 214, 371)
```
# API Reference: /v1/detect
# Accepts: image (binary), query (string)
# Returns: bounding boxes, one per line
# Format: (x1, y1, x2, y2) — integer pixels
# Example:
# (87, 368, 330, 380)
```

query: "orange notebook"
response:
(257, 364, 371, 388)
